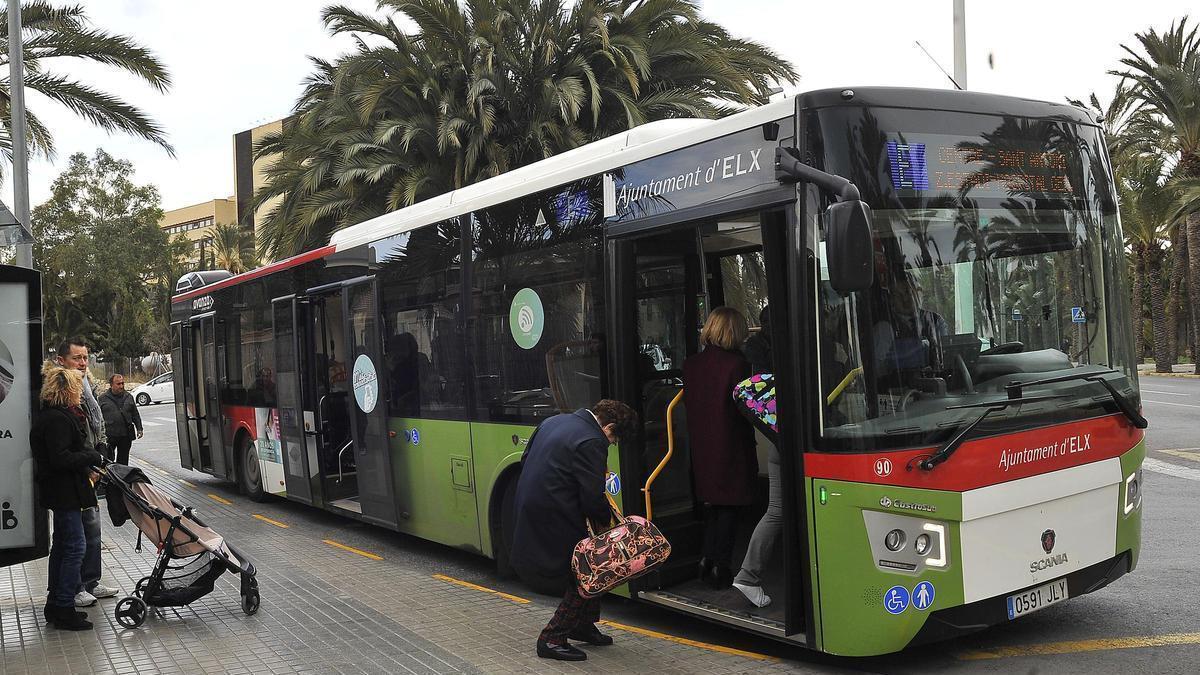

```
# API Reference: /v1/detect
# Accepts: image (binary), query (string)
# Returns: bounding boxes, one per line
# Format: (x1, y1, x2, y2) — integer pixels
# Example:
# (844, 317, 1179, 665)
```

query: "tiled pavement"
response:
(1, 457, 827, 674)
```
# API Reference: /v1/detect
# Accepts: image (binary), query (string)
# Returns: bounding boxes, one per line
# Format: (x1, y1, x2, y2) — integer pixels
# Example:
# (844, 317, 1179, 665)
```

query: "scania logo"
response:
(1030, 553, 1068, 574)
(1041, 529, 1056, 554)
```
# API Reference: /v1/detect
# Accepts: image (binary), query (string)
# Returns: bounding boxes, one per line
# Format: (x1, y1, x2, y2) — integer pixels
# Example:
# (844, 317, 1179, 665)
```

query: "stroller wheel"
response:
(135, 576, 152, 595)
(242, 589, 260, 615)
(115, 596, 148, 628)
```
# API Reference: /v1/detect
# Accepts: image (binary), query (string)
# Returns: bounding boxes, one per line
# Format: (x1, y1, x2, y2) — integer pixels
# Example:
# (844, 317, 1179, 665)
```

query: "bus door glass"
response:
(271, 296, 314, 504)
(171, 321, 195, 470)
(343, 278, 398, 528)
(197, 314, 227, 477)
(184, 315, 210, 470)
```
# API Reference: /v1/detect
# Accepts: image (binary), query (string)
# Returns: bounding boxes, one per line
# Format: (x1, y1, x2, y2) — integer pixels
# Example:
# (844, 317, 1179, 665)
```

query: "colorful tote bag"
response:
(572, 494, 672, 598)
(733, 372, 777, 437)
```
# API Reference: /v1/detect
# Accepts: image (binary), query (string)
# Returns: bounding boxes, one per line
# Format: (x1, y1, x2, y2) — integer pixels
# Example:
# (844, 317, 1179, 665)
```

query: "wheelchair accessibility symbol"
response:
(884, 585, 910, 615)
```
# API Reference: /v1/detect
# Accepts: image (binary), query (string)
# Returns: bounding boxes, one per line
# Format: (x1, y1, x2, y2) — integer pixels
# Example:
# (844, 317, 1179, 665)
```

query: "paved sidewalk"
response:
(1138, 363, 1199, 378)
(1, 458, 826, 674)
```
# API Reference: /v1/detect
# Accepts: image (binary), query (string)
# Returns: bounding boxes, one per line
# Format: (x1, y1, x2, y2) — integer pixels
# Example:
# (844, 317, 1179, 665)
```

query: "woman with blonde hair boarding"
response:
(683, 306, 756, 588)
(32, 365, 105, 630)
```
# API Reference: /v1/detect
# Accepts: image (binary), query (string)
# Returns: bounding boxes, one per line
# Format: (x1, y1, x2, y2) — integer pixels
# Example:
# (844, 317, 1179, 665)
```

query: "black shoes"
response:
(698, 557, 733, 589)
(537, 640, 588, 661)
(44, 605, 92, 631)
(568, 623, 614, 646)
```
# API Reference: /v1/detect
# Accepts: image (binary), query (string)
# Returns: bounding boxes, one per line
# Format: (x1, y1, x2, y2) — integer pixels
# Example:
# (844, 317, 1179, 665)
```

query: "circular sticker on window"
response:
(509, 288, 544, 350)
(351, 354, 379, 413)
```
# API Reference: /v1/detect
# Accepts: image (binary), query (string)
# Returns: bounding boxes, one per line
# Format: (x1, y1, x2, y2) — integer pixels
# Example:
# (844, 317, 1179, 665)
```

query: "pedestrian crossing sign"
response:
(1071, 306, 1086, 323)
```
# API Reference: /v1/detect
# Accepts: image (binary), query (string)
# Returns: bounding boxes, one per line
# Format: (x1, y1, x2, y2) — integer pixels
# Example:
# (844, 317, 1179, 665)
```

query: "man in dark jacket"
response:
(99, 374, 142, 465)
(512, 399, 637, 662)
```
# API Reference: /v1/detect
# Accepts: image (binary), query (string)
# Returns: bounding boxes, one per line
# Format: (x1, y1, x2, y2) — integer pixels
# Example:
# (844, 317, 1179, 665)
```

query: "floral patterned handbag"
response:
(571, 494, 672, 598)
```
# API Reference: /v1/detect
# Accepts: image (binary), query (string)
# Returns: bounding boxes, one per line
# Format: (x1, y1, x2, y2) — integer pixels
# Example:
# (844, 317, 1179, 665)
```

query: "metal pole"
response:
(952, 0, 968, 90)
(8, 0, 32, 267)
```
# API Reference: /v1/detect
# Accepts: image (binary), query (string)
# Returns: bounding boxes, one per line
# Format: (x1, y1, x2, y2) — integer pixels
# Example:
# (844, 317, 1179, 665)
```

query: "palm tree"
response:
(255, 0, 797, 258)
(207, 222, 259, 274)
(0, 2, 173, 174)
(1115, 17, 1200, 372)
(1120, 156, 1179, 371)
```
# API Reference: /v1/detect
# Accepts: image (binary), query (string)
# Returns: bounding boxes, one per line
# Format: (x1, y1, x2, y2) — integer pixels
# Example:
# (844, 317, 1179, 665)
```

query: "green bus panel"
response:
(468, 422, 532, 559)
(1116, 440, 1145, 570)
(389, 418, 481, 553)
(810, 480, 964, 656)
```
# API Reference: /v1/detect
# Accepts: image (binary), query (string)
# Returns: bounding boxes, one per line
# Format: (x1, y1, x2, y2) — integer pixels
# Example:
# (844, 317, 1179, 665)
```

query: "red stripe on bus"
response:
(172, 245, 336, 303)
(804, 413, 1142, 491)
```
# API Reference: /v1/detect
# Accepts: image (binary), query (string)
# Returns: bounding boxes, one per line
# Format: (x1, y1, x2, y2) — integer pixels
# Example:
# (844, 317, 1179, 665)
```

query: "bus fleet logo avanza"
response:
(192, 295, 213, 312)
(998, 433, 1091, 471)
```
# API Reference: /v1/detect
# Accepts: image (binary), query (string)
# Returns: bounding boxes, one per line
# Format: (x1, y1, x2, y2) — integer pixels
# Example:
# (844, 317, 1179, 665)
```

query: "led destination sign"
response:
(887, 136, 1075, 198)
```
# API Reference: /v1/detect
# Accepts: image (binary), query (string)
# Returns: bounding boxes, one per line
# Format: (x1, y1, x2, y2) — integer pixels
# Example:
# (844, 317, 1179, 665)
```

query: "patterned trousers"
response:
(538, 582, 602, 645)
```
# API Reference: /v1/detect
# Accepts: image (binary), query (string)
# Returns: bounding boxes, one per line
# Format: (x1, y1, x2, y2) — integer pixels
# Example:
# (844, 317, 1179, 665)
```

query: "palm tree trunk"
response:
(1166, 226, 1185, 363)
(1189, 212, 1200, 373)
(1131, 246, 1146, 366)
(1150, 247, 1171, 372)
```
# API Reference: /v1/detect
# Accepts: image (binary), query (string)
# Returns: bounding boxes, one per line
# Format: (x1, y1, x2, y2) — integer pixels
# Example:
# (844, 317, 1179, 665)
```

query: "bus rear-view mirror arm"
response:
(775, 147, 874, 293)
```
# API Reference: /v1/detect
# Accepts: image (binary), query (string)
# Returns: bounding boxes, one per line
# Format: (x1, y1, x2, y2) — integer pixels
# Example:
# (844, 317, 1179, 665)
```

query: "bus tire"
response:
(237, 435, 269, 502)
(494, 473, 520, 580)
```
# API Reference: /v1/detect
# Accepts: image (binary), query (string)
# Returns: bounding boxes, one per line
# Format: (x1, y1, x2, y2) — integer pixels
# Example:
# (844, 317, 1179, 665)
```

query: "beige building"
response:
(160, 197, 238, 263)
(161, 116, 293, 267)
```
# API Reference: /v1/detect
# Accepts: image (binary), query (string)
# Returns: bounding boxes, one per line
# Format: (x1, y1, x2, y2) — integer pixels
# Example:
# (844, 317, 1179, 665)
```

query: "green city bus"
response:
(171, 87, 1145, 656)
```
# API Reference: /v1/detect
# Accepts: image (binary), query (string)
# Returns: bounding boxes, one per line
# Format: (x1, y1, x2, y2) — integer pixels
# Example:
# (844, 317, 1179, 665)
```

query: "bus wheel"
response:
(494, 475, 519, 579)
(239, 437, 268, 502)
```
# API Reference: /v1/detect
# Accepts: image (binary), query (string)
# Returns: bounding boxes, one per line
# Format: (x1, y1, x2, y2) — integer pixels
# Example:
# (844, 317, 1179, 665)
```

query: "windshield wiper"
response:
(1005, 368, 1148, 429)
(919, 394, 1065, 471)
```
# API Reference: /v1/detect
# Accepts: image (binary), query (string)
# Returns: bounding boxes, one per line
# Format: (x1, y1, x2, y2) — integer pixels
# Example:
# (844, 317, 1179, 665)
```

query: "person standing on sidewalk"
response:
(33, 366, 105, 630)
(99, 374, 142, 465)
(54, 338, 120, 607)
(511, 399, 638, 662)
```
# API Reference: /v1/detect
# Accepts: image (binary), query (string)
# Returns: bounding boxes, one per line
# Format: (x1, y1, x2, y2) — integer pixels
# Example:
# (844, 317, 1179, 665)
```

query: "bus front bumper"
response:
(908, 550, 1131, 648)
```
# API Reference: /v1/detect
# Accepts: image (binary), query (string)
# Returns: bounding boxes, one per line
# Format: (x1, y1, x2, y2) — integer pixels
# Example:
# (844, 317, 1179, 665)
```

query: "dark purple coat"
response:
(683, 346, 757, 505)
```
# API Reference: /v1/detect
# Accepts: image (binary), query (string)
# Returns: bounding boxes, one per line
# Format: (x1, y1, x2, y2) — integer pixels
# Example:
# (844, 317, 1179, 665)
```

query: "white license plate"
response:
(1006, 578, 1069, 620)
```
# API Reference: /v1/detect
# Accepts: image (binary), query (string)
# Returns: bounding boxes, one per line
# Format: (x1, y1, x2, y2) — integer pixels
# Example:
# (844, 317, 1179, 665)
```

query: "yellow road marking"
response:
(598, 620, 778, 662)
(178, 479, 195, 487)
(432, 574, 530, 604)
(323, 539, 382, 560)
(958, 631, 1200, 660)
(1160, 448, 1200, 463)
(207, 493, 233, 505)
(252, 514, 288, 528)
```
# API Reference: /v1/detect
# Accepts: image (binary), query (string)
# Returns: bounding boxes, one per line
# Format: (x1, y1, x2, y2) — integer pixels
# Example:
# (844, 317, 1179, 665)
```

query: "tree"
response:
(255, 0, 797, 258)
(0, 2, 173, 174)
(207, 222, 260, 274)
(1120, 155, 1178, 371)
(1116, 17, 1200, 372)
(33, 149, 187, 358)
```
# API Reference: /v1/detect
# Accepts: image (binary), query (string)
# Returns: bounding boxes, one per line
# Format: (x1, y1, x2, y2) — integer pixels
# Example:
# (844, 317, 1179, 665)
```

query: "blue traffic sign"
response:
(1011, 309, 1023, 321)
(884, 585, 910, 614)
(912, 581, 936, 611)
(1071, 306, 1086, 323)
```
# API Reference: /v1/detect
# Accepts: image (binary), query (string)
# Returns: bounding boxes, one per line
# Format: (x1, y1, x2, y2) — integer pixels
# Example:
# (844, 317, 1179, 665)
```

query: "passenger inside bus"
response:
(386, 332, 424, 416)
(872, 270, 950, 381)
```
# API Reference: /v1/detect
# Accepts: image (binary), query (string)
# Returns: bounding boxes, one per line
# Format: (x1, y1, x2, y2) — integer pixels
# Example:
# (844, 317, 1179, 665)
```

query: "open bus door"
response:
(297, 277, 399, 528)
(607, 205, 813, 642)
(271, 296, 315, 505)
(181, 313, 227, 477)
(170, 321, 195, 470)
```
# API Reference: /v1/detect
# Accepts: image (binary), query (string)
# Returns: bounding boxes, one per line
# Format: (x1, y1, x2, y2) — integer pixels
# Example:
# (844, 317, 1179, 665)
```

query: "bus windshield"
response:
(810, 106, 1136, 452)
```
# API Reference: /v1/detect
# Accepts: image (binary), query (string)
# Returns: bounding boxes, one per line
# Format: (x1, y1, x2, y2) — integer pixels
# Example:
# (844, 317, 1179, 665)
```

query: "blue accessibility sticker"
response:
(605, 471, 621, 495)
(884, 585, 910, 615)
(405, 428, 420, 445)
(912, 581, 935, 611)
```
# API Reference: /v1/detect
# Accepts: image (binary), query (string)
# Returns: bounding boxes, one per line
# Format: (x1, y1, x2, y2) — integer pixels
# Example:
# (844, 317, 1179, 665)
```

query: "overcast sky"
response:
(7, 1, 1196, 213)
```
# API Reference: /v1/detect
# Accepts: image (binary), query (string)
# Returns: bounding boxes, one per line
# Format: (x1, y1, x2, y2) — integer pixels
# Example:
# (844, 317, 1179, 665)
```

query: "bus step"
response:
(329, 498, 363, 514)
(637, 590, 790, 639)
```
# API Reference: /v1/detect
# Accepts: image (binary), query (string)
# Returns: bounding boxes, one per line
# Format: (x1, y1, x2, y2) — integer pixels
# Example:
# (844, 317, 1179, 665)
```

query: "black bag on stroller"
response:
(103, 463, 260, 627)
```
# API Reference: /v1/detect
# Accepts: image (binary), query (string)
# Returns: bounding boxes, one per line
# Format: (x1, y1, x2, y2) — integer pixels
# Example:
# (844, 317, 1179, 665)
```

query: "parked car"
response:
(131, 372, 174, 406)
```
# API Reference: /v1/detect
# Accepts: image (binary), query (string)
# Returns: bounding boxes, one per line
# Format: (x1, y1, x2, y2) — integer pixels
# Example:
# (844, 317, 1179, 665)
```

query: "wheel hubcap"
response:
(245, 445, 260, 488)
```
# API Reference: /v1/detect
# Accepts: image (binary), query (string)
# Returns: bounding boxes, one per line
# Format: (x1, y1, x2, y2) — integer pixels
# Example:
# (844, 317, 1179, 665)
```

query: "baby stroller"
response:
(101, 463, 260, 628)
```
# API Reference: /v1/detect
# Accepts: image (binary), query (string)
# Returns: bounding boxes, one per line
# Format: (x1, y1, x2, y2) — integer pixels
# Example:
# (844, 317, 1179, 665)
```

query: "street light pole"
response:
(952, 0, 968, 90)
(7, 0, 33, 268)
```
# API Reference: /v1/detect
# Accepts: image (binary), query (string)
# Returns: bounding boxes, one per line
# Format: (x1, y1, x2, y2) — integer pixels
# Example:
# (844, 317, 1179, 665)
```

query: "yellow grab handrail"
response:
(643, 389, 684, 521)
(826, 366, 864, 405)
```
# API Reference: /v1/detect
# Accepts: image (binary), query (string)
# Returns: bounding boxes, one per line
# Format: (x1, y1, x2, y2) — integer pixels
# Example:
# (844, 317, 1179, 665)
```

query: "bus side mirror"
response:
(826, 200, 874, 293)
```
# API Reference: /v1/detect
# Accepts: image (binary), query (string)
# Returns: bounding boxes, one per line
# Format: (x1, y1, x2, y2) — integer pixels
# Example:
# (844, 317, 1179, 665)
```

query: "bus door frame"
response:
(171, 320, 196, 471)
(271, 294, 316, 505)
(304, 276, 400, 529)
(184, 312, 226, 475)
(604, 186, 816, 643)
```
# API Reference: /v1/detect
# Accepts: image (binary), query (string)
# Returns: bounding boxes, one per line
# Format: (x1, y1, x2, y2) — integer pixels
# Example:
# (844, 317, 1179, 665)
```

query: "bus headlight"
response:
(922, 522, 947, 568)
(914, 533, 931, 556)
(1124, 468, 1143, 515)
(884, 529, 906, 551)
